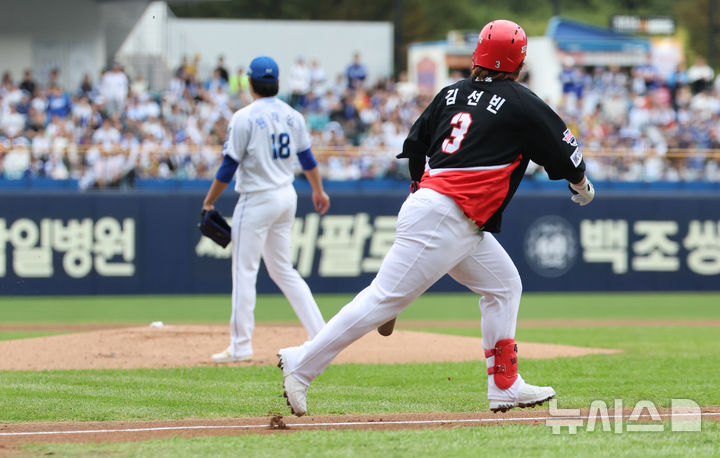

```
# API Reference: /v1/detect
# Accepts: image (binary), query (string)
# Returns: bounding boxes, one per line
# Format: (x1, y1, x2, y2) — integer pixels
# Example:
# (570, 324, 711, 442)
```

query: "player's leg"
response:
(216, 193, 272, 361)
(448, 234, 554, 411)
(280, 189, 479, 392)
(262, 185, 325, 338)
(448, 233, 521, 351)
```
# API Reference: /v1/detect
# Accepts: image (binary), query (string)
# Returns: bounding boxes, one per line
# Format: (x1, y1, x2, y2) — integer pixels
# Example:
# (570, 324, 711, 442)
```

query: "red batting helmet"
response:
(472, 20, 527, 72)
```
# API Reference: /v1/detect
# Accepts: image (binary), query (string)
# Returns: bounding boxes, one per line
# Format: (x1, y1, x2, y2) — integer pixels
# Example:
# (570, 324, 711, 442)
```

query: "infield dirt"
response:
(0, 324, 621, 371)
(2, 408, 719, 446)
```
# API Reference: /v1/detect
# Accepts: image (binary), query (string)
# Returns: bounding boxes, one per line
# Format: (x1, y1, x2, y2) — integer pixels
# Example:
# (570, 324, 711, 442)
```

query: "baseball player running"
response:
(202, 55, 330, 363)
(277, 20, 595, 416)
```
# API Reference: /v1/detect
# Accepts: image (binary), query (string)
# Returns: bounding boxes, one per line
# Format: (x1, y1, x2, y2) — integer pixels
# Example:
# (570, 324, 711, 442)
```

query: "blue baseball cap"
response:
(247, 56, 279, 82)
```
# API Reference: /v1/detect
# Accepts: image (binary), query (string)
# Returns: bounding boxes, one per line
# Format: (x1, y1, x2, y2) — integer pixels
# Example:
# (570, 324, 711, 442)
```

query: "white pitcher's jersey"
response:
(223, 97, 311, 193)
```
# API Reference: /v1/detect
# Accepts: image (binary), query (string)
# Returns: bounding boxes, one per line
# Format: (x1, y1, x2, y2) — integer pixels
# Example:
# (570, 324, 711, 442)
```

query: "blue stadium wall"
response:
(1, 182, 719, 295)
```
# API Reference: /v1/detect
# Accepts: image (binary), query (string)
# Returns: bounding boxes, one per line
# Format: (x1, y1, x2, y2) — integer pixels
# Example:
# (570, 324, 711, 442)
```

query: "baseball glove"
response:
(198, 209, 231, 248)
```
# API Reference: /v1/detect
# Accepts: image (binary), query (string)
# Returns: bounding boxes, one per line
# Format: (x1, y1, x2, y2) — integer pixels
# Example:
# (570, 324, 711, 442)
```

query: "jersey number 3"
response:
(271, 132, 290, 159)
(441, 112, 473, 154)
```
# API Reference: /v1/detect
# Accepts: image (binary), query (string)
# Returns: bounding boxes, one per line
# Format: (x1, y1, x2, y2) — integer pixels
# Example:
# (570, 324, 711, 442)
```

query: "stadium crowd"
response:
(553, 55, 720, 182)
(1, 52, 720, 188)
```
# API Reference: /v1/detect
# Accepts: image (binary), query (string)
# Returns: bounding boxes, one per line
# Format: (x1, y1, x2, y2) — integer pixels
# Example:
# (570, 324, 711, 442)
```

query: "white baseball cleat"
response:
(489, 381, 555, 413)
(277, 348, 308, 417)
(211, 350, 252, 363)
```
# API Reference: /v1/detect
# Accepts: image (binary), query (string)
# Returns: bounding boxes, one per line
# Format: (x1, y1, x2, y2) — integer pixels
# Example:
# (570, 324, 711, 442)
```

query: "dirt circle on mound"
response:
(0, 324, 621, 371)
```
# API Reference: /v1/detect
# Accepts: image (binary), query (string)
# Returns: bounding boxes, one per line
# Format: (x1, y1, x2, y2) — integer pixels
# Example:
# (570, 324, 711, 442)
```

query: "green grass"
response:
(1, 326, 718, 423)
(0, 331, 64, 341)
(22, 422, 720, 458)
(2, 292, 720, 456)
(1, 292, 720, 324)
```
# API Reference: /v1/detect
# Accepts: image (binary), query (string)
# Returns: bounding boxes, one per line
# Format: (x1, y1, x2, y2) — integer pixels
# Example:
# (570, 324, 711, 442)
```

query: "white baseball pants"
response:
(228, 183, 325, 357)
(284, 187, 522, 385)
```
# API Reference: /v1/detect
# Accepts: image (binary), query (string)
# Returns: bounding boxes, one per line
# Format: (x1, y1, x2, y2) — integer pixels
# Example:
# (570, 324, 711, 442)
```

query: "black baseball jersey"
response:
(399, 77, 586, 232)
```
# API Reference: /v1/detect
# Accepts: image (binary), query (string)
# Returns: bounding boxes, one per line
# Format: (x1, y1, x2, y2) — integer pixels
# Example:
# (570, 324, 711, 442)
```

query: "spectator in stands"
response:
(215, 55, 229, 83)
(167, 72, 186, 102)
(631, 63, 661, 95)
(78, 73, 98, 101)
(559, 58, 587, 113)
(1, 76, 23, 107)
(667, 64, 689, 112)
(125, 96, 142, 122)
(176, 56, 189, 78)
(229, 66, 249, 96)
(92, 118, 121, 149)
(309, 58, 327, 96)
(0, 103, 26, 138)
(140, 92, 162, 120)
(130, 74, 149, 98)
(15, 91, 31, 116)
(19, 69, 37, 97)
(164, 103, 187, 134)
(3, 137, 31, 179)
(1, 72, 13, 94)
(687, 56, 715, 94)
(395, 71, 418, 103)
(25, 105, 46, 133)
(206, 68, 228, 95)
(100, 63, 129, 116)
(4, 59, 720, 186)
(31, 126, 49, 155)
(71, 95, 94, 129)
(288, 56, 311, 109)
(48, 67, 61, 88)
(559, 59, 576, 95)
(45, 114, 65, 140)
(46, 85, 72, 119)
(184, 73, 201, 102)
(184, 53, 201, 81)
(346, 51, 367, 89)
(208, 82, 230, 107)
(330, 73, 346, 98)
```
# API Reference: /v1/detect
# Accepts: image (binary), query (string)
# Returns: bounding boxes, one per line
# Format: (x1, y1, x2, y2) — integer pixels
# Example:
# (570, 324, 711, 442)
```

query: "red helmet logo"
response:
(472, 20, 527, 73)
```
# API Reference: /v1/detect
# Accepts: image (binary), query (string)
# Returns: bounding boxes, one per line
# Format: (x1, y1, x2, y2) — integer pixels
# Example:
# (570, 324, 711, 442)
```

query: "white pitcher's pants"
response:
(284, 188, 522, 385)
(228, 184, 325, 357)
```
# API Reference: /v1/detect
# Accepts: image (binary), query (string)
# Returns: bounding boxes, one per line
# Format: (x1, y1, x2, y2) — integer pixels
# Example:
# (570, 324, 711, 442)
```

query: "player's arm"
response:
(298, 148, 330, 215)
(400, 137, 427, 184)
(397, 97, 436, 186)
(567, 174, 595, 206)
(522, 93, 594, 205)
(202, 154, 238, 211)
(522, 97, 585, 181)
(203, 113, 247, 211)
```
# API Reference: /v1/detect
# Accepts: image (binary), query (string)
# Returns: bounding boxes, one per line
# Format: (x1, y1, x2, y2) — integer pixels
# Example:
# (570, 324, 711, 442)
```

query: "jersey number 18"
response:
(271, 132, 290, 159)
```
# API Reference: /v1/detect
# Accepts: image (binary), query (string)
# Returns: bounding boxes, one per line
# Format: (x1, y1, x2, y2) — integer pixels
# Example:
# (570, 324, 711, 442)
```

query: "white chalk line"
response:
(1, 412, 717, 437)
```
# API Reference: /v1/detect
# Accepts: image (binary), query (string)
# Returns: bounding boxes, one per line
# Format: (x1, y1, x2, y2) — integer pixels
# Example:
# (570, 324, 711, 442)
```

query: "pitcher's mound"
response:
(0, 324, 621, 371)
